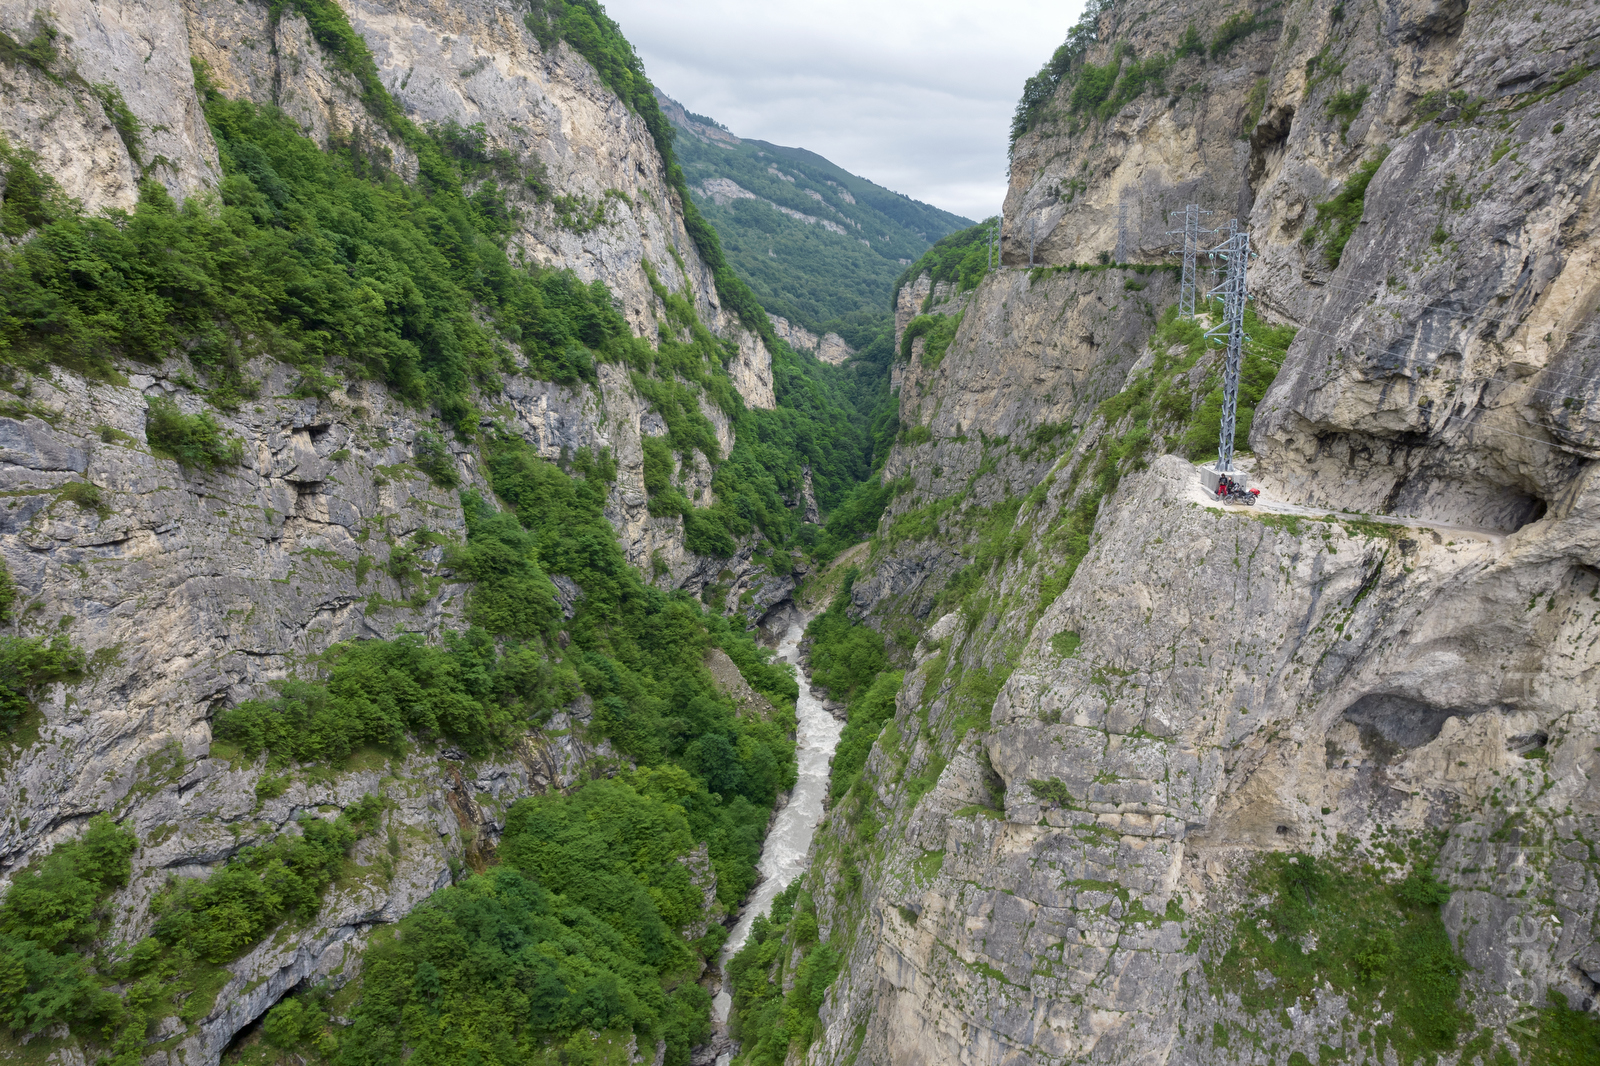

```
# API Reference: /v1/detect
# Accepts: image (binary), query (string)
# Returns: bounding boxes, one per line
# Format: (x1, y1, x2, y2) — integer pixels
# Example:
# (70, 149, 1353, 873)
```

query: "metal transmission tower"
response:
(1204, 220, 1252, 474)
(1166, 204, 1213, 319)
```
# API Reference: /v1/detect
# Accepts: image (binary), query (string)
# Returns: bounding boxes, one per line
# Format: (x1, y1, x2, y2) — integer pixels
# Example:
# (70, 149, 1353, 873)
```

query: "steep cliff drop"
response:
(741, 2, 1600, 1066)
(0, 0, 880, 1063)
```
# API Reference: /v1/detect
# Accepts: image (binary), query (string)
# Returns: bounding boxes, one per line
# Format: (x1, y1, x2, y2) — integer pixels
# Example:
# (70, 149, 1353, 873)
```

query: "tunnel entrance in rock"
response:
(1340, 693, 1465, 757)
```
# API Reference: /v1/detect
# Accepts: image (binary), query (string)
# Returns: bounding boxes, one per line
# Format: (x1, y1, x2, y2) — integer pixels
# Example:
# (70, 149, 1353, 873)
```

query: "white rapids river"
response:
(711, 614, 843, 1033)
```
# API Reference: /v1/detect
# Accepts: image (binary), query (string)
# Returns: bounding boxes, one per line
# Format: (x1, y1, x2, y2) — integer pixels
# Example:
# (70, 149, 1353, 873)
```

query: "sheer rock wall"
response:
(807, 1, 1600, 1063)
(0, 0, 782, 1060)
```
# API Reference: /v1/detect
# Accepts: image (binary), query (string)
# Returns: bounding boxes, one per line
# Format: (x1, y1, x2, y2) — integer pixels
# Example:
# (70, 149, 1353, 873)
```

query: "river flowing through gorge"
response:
(712, 613, 843, 1037)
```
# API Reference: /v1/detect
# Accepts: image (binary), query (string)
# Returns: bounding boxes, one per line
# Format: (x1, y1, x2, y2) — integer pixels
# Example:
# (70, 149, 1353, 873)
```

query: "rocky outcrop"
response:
(803, 1, 1600, 1063)
(0, 0, 786, 1059)
(697, 177, 851, 236)
(0, 0, 221, 211)
(769, 315, 854, 366)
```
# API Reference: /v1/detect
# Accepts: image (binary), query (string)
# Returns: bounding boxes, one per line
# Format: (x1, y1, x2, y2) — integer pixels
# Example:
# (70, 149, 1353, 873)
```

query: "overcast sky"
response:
(599, 0, 1088, 222)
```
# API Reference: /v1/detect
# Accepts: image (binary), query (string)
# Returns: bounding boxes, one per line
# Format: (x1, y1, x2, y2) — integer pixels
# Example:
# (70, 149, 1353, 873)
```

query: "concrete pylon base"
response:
(1199, 465, 1248, 495)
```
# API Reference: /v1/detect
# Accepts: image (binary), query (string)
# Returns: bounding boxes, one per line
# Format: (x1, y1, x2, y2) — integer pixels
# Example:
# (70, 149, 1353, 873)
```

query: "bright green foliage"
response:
(0, 17, 61, 78)
(152, 798, 383, 964)
(1211, 850, 1470, 1062)
(410, 428, 458, 487)
(1302, 148, 1390, 268)
(669, 109, 970, 332)
(0, 815, 135, 950)
(332, 773, 716, 1066)
(949, 662, 1011, 741)
(0, 815, 135, 1034)
(1525, 989, 1600, 1065)
(1179, 302, 1296, 460)
(934, 496, 1030, 614)
(900, 312, 963, 368)
(262, 995, 332, 1053)
(0, 632, 87, 733)
(1325, 85, 1371, 139)
(1175, 23, 1205, 59)
(809, 476, 898, 565)
(726, 884, 840, 1066)
(1010, 0, 1113, 146)
(0, 136, 61, 238)
(895, 221, 998, 301)
(1063, 42, 1174, 123)
(212, 629, 574, 766)
(1069, 58, 1121, 113)
(804, 571, 888, 706)
(144, 397, 244, 469)
(828, 670, 903, 803)
(0, 557, 14, 623)
(1090, 52, 1171, 121)
(1011, 0, 1239, 147)
(0, 90, 620, 414)
(806, 573, 904, 801)
(1050, 630, 1082, 658)
(1028, 778, 1074, 807)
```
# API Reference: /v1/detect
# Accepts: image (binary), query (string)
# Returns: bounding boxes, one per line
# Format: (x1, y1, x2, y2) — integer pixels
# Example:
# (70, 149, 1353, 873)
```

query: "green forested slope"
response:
(0, 3, 899, 1065)
(663, 99, 972, 333)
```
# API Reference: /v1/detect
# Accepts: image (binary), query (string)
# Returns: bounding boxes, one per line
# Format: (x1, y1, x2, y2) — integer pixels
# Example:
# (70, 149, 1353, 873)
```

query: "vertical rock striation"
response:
(0, 0, 786, 1059)
(801, 1, 1600, 1063)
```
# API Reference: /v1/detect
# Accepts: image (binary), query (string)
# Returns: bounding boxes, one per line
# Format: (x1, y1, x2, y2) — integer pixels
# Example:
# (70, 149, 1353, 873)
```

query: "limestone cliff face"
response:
(804, 1, 1600, 1063)
(0, 1, 784, 1060)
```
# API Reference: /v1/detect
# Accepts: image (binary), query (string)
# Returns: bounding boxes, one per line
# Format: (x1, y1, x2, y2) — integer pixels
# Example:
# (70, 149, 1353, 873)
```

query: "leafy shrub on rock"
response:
(144, 396, 243, 470)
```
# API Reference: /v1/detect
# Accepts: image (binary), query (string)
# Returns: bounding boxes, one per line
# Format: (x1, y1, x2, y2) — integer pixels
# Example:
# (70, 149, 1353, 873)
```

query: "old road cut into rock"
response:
(712, 613, 843, 1037)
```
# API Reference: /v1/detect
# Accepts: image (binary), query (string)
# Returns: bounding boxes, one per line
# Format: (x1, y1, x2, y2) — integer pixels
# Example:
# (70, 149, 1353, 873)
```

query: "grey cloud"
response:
(600, 0, 1086, 221)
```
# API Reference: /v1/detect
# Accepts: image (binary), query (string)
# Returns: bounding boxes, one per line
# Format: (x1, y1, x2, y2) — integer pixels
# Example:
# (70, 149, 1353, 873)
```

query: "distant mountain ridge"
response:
(657, 92, 973, 334)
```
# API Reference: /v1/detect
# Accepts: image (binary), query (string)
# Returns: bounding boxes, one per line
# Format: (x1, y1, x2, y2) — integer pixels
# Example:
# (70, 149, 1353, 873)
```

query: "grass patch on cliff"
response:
(900, 311, 963, 369)
(1302, 147, 1391, 269)
(1209, 846, 1470, 1063)
(0, 560, 89, 735)
(144, 397, 244, 470)
(1522, 990, 1600, 1065)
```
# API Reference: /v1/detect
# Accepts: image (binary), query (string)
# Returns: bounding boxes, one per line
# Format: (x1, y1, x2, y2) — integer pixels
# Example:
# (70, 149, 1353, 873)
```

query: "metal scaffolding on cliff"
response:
(1204, 219, 1252, 474)
(1167, 204, 1215, 320)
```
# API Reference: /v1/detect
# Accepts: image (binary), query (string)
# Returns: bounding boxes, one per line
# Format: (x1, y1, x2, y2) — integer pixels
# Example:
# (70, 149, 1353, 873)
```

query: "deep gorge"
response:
(2, 0, 1599, 1065)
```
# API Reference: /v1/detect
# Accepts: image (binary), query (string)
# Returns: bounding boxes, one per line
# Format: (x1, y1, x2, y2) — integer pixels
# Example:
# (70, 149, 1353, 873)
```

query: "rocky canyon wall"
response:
(801, 1, 1600, 1064)
(0, 0, 787, 1060)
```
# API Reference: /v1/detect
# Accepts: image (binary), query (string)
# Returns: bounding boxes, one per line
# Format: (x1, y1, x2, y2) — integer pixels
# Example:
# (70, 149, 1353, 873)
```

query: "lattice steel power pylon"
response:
(1167, 204, 1213, 319)
(1204, 220, 1251, 473)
